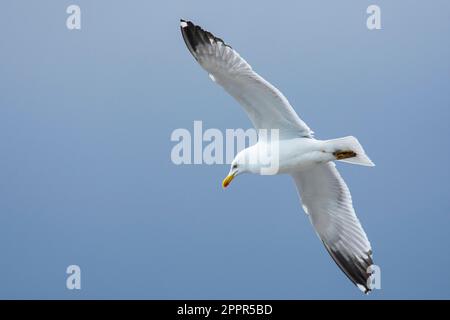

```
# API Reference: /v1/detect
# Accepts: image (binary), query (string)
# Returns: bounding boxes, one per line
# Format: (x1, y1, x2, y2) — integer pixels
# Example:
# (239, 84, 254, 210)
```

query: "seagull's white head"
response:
(222, 148, 254, 188)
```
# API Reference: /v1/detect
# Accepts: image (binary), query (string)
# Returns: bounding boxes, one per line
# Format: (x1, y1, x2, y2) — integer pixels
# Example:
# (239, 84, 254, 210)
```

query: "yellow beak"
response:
(222, 172, 236, 188)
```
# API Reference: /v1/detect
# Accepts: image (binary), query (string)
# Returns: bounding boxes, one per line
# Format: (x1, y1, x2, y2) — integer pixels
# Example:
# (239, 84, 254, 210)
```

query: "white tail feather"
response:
(325, 136, 375, 167)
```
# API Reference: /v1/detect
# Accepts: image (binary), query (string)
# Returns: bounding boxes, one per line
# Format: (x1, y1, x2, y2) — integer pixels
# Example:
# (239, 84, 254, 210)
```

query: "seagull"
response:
(180, 19, 376, 293)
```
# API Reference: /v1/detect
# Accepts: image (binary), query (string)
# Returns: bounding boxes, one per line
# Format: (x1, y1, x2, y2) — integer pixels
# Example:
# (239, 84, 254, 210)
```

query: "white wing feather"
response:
(291, 163, 374, 293)
(180, 20, 312, 139)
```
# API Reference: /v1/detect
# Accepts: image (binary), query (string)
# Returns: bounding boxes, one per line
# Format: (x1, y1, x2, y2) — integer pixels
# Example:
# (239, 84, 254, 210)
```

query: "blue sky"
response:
(0, 1, 449, 299)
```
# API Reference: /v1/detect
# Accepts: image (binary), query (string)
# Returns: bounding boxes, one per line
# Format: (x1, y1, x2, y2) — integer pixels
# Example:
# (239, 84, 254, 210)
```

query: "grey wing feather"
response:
(180, 19, 313, 139)
(292, 163, 374, 293)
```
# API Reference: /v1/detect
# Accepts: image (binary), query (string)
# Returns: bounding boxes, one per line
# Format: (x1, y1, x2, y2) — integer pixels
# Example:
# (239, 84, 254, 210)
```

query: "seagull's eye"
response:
(232, 164, 238, 169)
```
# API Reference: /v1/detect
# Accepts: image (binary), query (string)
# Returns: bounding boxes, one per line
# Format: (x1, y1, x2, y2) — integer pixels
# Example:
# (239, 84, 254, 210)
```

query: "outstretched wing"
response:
(180, 19, 312, 139)
(291, 163, 374, 293)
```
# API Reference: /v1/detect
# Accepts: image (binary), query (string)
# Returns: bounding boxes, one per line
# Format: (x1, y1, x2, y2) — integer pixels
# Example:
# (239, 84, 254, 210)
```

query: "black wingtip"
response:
(180, 19, 190, 29)
(179, 19, 232, 55)
(179, 19, 200, 61)
(322, 241, 375, 294)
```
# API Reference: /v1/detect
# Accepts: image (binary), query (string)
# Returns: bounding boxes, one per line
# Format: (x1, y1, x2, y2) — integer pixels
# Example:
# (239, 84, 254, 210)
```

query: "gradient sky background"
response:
(1, 1, 449, 299)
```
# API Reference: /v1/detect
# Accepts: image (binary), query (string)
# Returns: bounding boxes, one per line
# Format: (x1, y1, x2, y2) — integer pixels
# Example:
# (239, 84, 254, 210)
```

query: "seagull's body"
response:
(238, 138, 328, 174)
(232, 137, 370, 174)
(180, 20, 376, 293)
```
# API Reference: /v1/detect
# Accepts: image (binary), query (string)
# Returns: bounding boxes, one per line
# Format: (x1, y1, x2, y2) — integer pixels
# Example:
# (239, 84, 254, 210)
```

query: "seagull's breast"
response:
(270, 138, 333, 174)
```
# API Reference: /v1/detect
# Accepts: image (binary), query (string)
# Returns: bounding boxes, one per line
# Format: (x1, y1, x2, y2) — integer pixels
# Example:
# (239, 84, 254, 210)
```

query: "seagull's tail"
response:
(325, 136, 375, 167)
